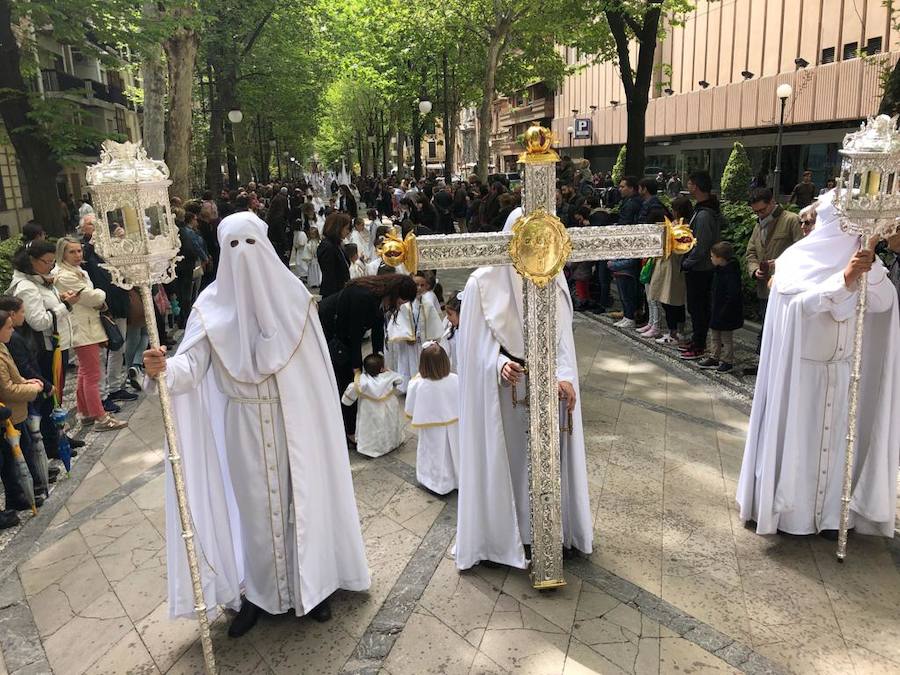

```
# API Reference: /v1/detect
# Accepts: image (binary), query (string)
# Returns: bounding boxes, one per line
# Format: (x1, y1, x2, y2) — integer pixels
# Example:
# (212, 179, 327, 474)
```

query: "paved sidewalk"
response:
(0, 312, 897, 674)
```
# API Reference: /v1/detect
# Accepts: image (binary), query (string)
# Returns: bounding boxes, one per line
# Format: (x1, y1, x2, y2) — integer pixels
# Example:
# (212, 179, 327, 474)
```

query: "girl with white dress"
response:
(349, 217, 374, 263)
(405, 343, 459, 494)
(341, 354, 405, 458)
(289, 219, 309, 276)
(386, 300, 418, 393)
(441, 291, 461, 373)
(303, 227, 322, 288)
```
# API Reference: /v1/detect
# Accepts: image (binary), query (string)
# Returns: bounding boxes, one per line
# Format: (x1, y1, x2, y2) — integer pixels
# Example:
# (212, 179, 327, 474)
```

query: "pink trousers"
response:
(75, 344, 105, 418)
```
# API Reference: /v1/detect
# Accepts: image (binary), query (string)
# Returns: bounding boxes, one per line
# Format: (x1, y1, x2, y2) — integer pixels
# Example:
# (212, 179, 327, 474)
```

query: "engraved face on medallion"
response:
(508, 209, 572, 287)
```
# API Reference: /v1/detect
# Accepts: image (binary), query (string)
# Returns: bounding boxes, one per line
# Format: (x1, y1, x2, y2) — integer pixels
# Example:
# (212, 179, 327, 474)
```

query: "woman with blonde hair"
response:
(54, 237, 126, 431)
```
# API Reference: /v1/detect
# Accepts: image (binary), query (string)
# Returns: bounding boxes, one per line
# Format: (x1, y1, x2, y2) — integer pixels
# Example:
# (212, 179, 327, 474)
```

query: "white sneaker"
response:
(655, 334, 677, 345)
(615, 318, 636, 329)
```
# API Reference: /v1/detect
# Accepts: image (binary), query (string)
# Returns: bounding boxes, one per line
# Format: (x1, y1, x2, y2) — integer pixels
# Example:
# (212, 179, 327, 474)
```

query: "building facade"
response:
(490, 81, 555, 173)
(551, 0, 899, 193)
(0, 30, 142, 235)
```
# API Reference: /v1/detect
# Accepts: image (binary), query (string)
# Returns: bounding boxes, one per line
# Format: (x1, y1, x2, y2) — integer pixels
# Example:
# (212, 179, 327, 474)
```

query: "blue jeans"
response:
(125, 325, 149, 370)
(614, 275, 638, 320)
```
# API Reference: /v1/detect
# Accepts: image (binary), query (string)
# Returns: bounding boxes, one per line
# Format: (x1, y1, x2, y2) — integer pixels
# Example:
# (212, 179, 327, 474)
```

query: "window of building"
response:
(428, 141, 436, 158)
(866, 37, 882, 55)
(842, 42, 859, 60)
(820, 47, 835, 64)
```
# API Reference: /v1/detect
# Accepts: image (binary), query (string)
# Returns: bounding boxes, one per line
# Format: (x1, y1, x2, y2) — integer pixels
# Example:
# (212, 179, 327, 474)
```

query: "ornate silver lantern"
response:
(831, 115, 900, 563)
(84, 141, 181, 289)
(86, 141, 218, 674)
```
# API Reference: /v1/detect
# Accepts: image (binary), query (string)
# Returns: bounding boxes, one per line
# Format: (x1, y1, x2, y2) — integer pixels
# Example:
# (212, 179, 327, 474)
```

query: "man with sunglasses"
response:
(745, 187, 804, 352)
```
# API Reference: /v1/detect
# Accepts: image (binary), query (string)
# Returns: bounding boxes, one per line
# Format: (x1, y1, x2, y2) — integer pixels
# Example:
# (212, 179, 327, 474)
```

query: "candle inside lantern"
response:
(123, 206, 142, 237)
(866, 170, 882, 196)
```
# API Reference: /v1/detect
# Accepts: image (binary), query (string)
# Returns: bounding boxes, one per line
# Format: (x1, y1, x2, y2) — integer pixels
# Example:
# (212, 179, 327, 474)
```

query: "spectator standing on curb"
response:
(680, 171, 722, 361)
(700, 241, 744, 374)
(745, 188, 803, 351)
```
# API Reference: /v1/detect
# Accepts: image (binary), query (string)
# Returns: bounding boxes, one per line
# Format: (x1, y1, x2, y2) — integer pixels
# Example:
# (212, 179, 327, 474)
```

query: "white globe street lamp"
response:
(567, 125, 575, 148)
(227, 109, 243, 124)
(418, 99, 432, 115)
(773, 83, 793, 197)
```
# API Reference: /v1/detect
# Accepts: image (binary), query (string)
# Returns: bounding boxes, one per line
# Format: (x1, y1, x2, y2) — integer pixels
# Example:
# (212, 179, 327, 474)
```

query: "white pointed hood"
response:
(192, 212, 311, 383)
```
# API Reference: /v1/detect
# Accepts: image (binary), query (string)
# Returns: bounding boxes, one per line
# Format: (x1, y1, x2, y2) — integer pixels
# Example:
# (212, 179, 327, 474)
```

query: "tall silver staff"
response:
(86, 141, 218, 673)
(832, 115, 900, 562)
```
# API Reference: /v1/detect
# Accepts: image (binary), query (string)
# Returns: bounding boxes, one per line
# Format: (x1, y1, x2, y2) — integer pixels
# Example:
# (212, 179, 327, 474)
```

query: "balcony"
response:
(40, 69, 129, 108)
(499, 97, 553, 128)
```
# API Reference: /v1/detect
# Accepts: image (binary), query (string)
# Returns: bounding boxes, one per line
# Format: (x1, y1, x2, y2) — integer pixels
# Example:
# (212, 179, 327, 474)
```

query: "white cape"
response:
(455, 266, 593, 570)
(737, 195, 900, 536)
(406, 374, 460, 495)
(342, 371, 405, 458)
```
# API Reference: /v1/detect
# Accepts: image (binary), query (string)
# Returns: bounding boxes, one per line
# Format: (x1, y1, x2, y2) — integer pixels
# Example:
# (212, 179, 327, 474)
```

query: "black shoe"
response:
(563, 547, 578, 560)
(67, 437, 86, 449)
(102, 399, 122, 413)
(819, 529, 839, 541)
(228, 599, 262, 638)
(7, 495, 43, 510)
(717, 362, 734, 374)
(307, 599, 332, 623)
(49, 466, 60, 483)
(698, 357, 720, 369)
(523, 544, 532, 561)
(109, 389, 138, 402)
(0, 510, 19, 529)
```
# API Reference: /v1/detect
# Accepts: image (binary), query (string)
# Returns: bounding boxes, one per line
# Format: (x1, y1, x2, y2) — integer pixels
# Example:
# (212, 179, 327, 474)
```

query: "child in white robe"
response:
(341, 354, 405, 458)
(303, 227, 322, 288)
(345, 243, 367, 279)
(441, 291, 461, 373)
(405, 342, 459, 494)
(349, 216, 374, 262)
(413, 273, 445, 348)
(386, 299, 417, 393)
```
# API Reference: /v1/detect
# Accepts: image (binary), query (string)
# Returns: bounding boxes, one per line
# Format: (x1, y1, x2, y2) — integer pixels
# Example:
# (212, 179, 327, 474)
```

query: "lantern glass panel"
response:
(144, 204, 166, 237)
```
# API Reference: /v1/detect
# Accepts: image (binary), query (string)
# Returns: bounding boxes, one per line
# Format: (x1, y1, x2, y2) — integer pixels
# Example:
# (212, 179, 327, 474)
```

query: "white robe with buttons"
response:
(163, 315, 370, 619)
(737, 266, 900, 536)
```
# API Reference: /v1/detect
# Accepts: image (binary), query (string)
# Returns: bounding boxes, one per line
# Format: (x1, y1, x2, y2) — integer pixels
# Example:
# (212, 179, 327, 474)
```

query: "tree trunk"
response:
(0, 0, 64, 234)
(397, 128, 405, 176)
(163, 26, 199, 199)
(879, 57, 900, 116)
(380, 110, 388, 176)
(606, 6, 662, 178)
(477, 35, 504, 183)
(140, 1, 166, 159)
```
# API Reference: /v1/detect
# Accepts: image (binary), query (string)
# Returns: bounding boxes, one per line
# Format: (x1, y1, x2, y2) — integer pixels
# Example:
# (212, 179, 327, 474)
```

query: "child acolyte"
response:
(341, 353, 405, 458)
(405, 342, 459, 495)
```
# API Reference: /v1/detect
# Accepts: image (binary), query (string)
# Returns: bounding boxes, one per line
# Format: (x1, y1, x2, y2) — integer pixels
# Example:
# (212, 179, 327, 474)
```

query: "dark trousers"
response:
(685, 271, 714, 352)
(594, 263, 613, 308)
(661, 303, 686, 331)
(36, 348, 68, 460)
(335, 363, 356, 436)
(175, 273, 194, 329)
(757, 297, 769, 353)
(614, 275, 638, 319)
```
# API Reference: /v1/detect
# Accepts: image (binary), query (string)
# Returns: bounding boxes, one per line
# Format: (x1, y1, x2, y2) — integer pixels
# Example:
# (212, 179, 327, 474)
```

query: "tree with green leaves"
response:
(721, 142, 752, 203)
(565, 0, 693, 178)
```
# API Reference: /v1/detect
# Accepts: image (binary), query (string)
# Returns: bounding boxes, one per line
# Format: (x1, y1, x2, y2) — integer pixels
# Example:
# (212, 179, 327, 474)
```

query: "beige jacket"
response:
(648, 253, 686, 306)
(0, 344, 39, 424)
(53, 263, 107, 347)
(746, 208, 803, 298)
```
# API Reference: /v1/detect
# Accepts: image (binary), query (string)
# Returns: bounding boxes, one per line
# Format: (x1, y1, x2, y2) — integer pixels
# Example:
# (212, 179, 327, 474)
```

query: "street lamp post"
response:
(566, 125, 575, 149)
(225, 109, 243, 189)
(773, 83, 792, 199)
(414, 97, 432, 180)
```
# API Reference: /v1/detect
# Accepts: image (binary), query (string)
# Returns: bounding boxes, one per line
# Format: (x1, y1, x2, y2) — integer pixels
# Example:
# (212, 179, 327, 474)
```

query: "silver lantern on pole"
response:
(832, 114, 900, 562)
(85, 141, 218, 673)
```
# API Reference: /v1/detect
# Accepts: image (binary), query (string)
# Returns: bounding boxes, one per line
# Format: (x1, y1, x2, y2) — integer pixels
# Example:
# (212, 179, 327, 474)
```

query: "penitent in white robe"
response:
(455, 265, 593, 570)
(342, 371, 405, 458)
(163, 213, 369, 620)
(405, 374, 460, 495)
(737, 193, 900, 537)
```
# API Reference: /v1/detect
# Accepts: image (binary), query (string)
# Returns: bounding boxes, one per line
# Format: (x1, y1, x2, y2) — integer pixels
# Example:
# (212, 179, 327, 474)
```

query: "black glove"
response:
(0, 406, 12, 422)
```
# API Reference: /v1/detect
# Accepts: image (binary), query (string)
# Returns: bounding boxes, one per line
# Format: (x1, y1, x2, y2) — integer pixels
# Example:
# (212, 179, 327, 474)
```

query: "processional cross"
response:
(381, 126, 694, 588)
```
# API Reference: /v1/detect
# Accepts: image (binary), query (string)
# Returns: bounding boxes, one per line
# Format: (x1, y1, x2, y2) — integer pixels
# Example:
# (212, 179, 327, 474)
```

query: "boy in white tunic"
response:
(738, 193, 900, 538)
(144, 213, 369, 638)
(405, 343, 459, 494)
(341, 353, 404, 458)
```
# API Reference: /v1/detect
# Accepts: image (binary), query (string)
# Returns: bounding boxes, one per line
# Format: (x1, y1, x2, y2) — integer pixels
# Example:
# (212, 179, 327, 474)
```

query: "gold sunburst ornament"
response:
(508, 209, 572, 287)
(376, 228, 418, 275)
(663, 217, 696, 259)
